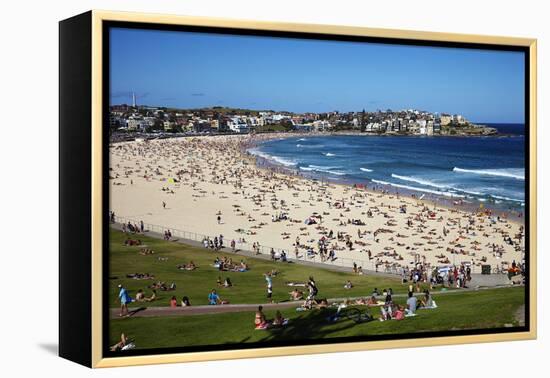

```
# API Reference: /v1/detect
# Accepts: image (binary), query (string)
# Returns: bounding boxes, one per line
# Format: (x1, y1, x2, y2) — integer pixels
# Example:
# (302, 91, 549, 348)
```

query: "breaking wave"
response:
(453, 167, 524, 180)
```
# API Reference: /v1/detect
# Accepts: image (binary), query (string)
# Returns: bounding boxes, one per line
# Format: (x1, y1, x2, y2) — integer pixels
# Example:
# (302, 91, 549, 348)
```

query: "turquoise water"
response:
(249, 124, 526, 211)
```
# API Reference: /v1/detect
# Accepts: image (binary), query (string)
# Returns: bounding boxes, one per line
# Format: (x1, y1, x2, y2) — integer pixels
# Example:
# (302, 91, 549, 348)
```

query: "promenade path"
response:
(110, 284, 519, 319)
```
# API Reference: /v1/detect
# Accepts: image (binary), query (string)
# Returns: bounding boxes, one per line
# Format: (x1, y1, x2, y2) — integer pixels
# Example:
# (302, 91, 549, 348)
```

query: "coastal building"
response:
(427, 120, 434, 136)
(227, 117, 249, 133)
(163, 120, 176, 131)
(127, 116, 149, 132)
(312, 120, 331, 132)
(247, 116, 264, 129)
(109, 105, 479, 136)
(454, 114, 466, 125)
(433, 121, 441, 134)
(293, 123, 314, 132)
(440, 114, 452, 126)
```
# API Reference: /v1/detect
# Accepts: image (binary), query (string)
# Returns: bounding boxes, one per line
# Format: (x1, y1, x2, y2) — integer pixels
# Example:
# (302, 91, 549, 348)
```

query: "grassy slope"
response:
(109, 229, 406, 308)
(110, 286, 525, 349)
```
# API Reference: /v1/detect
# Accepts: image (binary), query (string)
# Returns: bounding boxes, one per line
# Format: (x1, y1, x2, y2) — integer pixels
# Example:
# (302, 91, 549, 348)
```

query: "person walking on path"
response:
(264, 272, 273, 303)
(118, 284, 132, 317)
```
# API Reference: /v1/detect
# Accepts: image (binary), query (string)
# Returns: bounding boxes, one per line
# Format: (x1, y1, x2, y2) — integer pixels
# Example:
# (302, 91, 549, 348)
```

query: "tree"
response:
(280, 119, 294, 132)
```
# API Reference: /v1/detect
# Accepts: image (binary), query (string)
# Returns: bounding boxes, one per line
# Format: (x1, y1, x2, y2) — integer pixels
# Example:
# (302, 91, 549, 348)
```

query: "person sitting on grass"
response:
(216, 276, 223, 287)
(366, 295, 378, 306)
(315, 298, 329, 309)
(254, 305, 270, 329)
(144, 290, 156, 302)
(237, 261, 249, 272)
(379, 294, 394, 321)
(289, 289, 304, 301)
(420, 290, 436, 308)
(170, 296, 178, 307)
(344, 280, 353, 289)
(181, 296, 191, 307)
(135, 289, 145, 302)
(208, 289, 221, 305)
(272, 310, 289, 326)
(405, 291, 417, 316)
(394, 304, 406, 320)
(110, 333, 134, 351)
(224, 277, 233, 288)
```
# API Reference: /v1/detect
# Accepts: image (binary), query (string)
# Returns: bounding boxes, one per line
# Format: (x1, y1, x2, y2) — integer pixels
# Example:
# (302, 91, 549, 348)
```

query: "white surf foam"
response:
(248, 149, 297, 167)
(372, 179, 465, 198)
(360, 167, 373, 172)
(300, 165, 347, 176)
(489, 194, 524, 203)
(453, 167, 524, 180)
(391, 174, 448, 189)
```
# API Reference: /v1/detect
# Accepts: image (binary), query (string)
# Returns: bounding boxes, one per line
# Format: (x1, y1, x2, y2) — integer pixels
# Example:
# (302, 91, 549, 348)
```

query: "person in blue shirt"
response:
(208, 289, 220, 305)
(118, 284, 132, 317)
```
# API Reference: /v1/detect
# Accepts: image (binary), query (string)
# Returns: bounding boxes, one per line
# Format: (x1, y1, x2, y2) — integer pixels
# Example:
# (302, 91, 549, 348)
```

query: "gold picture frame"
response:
(59, 10, 537, 368)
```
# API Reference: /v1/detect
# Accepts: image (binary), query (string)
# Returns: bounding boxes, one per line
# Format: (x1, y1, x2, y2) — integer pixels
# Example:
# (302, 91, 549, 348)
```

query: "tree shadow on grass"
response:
(254, 308, 359, 343)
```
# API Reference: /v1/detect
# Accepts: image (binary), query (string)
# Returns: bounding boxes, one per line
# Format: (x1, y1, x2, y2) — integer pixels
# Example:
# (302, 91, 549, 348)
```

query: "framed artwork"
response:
(59, 10, 537, 368)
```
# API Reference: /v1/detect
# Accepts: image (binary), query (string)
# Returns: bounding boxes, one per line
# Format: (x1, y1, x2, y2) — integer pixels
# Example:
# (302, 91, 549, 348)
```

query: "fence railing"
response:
(112, 215, 404, 275)
(112, 216, 504, 276)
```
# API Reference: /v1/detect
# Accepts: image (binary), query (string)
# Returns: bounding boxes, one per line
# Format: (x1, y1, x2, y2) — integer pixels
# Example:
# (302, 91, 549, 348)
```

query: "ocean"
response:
(249, 124, 526, 212)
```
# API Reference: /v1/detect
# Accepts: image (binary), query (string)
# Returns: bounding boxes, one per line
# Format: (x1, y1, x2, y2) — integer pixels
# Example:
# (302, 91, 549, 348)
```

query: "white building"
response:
(127, 116, 149, 132)
(247, 116, 264, 128)
(227, 117, 249, 133)
(312, 120, 331, 131)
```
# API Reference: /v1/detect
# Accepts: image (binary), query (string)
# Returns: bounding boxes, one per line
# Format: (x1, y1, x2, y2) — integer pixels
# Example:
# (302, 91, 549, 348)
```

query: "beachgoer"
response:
(254, 305, 269, 329)
(118, 284, 132, 317)
(208, 289, 220, 305)
(406, 291, 417, 315)
(170, 296, 178, 307)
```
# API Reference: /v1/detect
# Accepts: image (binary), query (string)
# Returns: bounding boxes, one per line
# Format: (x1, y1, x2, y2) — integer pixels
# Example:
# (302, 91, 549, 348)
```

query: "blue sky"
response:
(110, 27, 525, 123)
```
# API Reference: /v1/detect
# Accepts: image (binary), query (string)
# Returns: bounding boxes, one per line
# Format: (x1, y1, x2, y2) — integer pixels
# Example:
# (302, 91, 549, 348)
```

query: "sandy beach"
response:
(109, 134, 524, 274)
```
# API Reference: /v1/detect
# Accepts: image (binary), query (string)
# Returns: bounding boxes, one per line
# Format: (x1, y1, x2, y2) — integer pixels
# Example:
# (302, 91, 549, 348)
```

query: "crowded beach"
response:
(109, 134, 525, 276)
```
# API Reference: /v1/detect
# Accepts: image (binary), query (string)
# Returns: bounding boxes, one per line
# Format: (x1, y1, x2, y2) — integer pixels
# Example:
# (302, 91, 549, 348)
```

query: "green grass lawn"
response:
(109, 286, 525, 349)
(109, 228, 410, 307)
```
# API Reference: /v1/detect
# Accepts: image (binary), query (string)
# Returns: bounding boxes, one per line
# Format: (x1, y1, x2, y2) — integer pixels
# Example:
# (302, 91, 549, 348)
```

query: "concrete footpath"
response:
(111, 284, 520, 319)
